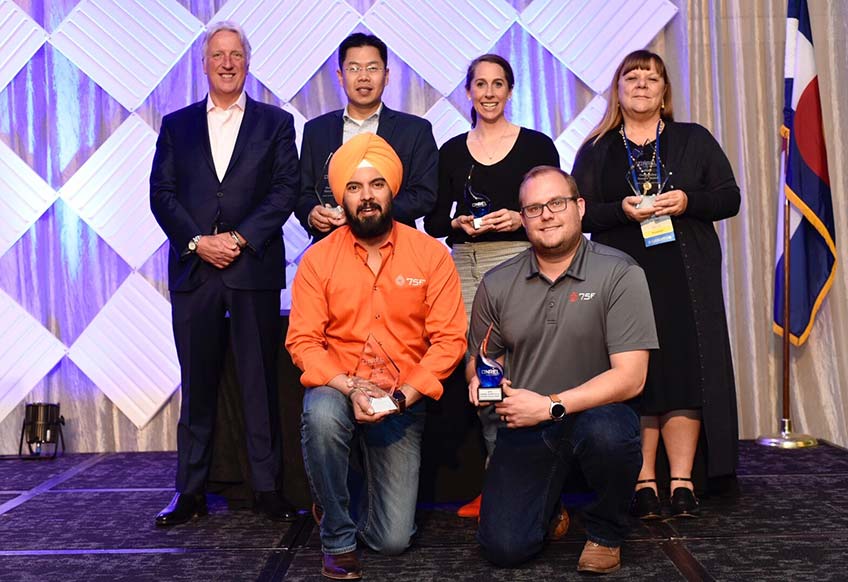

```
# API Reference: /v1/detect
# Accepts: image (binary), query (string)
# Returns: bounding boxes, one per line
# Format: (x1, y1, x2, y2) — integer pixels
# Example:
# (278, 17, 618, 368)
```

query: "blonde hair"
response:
(584, 50, 674, 145)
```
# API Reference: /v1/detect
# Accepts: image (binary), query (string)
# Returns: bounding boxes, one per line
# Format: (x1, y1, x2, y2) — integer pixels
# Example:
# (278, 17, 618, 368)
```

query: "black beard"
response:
(345, 199, 393, 240)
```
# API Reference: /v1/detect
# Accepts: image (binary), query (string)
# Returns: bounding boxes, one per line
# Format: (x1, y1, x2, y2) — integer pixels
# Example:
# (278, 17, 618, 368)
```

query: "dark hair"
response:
(519, 166, 579, 204)
(338, 33, 388, 69)
(584, 49, 674, 145)
(464, 54, 515, 128)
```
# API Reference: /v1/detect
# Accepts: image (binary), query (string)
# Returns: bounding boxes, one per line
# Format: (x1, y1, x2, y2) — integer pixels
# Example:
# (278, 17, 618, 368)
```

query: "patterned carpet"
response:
(0, 441, 846, 581)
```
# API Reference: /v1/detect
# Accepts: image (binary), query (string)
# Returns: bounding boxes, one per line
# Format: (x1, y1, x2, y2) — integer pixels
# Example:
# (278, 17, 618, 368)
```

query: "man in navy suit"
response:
(295, 33, 438, 238)
(150, 21, 299, 526)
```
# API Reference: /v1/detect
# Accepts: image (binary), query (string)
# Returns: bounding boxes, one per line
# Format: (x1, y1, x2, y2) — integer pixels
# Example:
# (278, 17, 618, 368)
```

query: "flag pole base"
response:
(756, 418, 818, 449)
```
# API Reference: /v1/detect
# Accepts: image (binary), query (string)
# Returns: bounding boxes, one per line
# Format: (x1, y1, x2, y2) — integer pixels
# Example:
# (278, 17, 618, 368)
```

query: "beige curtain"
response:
(655, 0, 848, 446)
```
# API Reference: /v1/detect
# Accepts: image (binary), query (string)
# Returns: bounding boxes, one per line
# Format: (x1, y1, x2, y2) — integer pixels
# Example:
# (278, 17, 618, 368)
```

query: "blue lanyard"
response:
(622, 120, 663, 192)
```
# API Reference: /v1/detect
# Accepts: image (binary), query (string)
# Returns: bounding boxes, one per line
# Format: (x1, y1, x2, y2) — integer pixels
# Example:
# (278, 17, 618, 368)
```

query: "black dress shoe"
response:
(670, 487, 700, 517)
(322, 550, 362, 580)
(631, 478, 662, 520)
(670, 476, 700, 517)
(254, 490, 298, 522)
(632, 487, 662, 519)
(155, 493, 207, 527)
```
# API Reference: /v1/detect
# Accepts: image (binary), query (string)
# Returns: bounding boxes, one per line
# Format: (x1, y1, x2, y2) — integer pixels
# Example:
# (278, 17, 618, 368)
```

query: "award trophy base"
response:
(478, 386, 503, 403)
(370, 396, 398, 413)
(756, 418, 818, 449)
(472, 217, 484, 230)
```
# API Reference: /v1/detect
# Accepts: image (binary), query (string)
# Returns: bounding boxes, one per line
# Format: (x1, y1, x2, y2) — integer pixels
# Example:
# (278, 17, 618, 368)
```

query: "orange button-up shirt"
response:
(286, 223, 467, 399)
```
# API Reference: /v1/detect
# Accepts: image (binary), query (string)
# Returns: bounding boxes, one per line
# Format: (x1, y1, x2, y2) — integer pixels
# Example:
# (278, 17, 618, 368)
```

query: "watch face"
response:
(188, 241, 197, 251)
(551, 403, 566, 419)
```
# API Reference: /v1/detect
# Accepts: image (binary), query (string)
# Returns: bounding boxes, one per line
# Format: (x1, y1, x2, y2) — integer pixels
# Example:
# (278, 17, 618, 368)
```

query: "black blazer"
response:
(295, 105, 438, 235)
(150, 95, 300, 292)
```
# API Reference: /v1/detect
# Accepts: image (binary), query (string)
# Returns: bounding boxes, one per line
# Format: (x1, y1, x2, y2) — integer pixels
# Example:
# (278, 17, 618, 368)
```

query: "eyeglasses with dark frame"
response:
(520, 196, 579, 218)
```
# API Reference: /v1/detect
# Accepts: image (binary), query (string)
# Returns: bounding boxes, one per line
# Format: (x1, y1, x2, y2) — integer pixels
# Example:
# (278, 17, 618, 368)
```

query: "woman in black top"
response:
(573, 50, 740, 519)
(424, 54, 559, 518)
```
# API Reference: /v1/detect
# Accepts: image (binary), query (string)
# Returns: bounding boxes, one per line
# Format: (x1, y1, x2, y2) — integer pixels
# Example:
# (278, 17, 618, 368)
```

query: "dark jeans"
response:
(478, 403, 641, 567)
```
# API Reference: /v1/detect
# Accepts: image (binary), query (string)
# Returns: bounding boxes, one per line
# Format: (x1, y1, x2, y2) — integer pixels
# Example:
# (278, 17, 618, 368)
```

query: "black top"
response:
(573, 120, 741, 478)
(424, 127, 559, 246)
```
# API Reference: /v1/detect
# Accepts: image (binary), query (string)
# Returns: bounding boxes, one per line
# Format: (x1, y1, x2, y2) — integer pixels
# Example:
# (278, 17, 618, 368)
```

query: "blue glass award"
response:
(464, 164, 492, 230)
(476, 323, 504, 402)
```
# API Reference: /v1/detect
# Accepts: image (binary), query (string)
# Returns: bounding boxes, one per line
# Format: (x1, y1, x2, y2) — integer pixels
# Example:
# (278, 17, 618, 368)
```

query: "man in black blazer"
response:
(150, 21, 299, 526)
(295, 33, 438, 238)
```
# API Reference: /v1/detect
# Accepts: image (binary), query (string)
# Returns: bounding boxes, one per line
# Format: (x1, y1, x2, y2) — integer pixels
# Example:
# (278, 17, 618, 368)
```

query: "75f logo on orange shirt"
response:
(569, 291, 596, 302)
(396, 275, 426, 287)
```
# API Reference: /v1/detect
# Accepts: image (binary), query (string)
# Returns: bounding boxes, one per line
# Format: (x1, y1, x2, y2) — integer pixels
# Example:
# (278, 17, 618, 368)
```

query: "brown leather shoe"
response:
(549, 507, 570, 540)
(577, 541, 621, 574)
(321, 550, 362, 580)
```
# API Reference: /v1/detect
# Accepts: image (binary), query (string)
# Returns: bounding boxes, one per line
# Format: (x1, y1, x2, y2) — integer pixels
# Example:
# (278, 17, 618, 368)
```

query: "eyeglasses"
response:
(344, 64, 384, 75)
(520, 197, 578, 218)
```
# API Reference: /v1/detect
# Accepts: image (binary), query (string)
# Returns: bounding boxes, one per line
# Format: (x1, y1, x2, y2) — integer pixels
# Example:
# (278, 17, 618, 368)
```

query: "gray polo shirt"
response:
(469, 238, 658, 396)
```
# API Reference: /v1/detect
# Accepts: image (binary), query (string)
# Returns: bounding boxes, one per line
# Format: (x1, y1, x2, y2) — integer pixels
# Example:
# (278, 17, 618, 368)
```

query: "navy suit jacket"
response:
(295, 105, 438, 236)
(150, 95, 300, 292)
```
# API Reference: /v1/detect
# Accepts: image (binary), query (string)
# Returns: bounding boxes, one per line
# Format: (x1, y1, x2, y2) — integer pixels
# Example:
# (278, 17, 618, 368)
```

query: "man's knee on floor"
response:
(478, 528, 539, 568)
(367, 529, 413, 556)
(479, 537, 537, 568)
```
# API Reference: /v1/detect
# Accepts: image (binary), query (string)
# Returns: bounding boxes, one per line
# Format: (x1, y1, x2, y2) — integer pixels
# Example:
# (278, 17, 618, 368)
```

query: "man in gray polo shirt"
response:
(468, 166, 658, 574)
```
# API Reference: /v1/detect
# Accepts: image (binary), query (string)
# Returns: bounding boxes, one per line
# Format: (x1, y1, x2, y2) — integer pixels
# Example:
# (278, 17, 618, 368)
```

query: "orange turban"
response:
(328, 133, 403, 205)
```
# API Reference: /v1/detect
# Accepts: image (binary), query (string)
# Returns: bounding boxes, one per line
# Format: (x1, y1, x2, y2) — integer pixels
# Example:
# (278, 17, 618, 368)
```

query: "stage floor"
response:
(1, 441, 846, 581)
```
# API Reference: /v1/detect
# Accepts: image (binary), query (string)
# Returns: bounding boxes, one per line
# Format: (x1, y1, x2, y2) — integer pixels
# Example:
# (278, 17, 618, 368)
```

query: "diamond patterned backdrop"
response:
(0, 0, 676, 451)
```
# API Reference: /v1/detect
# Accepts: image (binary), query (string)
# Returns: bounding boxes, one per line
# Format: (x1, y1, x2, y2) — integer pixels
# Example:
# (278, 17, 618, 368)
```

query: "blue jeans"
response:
(478, 403, 641, 567)
(301, 386, 425, 556)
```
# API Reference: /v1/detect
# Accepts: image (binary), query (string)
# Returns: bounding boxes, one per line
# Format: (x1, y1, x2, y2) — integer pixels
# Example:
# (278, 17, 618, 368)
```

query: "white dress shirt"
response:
(207, 92, 246, 182)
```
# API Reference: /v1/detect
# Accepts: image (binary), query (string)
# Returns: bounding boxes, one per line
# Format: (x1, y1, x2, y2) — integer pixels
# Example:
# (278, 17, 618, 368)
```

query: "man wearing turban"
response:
(286, 134, 467, 580)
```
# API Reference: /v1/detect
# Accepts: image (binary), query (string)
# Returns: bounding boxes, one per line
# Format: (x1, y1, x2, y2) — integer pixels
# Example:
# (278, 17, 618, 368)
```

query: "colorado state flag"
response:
(773, 0, 836, 346)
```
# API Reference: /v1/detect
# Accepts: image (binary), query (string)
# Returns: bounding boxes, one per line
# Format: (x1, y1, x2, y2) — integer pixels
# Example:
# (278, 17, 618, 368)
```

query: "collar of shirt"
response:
(343, 102, 383, 127)
(350, 221, 397, 262)
(526, 237, 588, 283)
(206, 91, 246, 113)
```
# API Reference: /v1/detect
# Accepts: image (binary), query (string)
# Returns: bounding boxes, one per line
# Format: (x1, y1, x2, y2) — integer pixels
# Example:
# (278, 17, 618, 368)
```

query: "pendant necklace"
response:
(620, 120, 664, 192)
(474, 124, 511, 162)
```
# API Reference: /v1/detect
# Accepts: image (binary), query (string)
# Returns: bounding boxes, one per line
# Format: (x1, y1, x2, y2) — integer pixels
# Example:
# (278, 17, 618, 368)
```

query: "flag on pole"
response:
(773, 0, 836, 346)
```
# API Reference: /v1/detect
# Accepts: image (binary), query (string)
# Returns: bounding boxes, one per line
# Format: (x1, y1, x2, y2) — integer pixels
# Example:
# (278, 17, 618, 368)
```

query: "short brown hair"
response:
(519, 165, 579, 204)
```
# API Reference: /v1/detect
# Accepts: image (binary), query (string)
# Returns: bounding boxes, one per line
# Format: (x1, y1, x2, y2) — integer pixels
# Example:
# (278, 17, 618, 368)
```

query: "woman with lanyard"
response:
(572, 50, 740, 519)
(424, 53, 559, 519)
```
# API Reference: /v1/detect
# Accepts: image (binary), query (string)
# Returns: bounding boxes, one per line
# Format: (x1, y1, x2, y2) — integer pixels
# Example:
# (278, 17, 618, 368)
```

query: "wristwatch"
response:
(392, 390, 407, 414)
(187, 235, 202, 253)
(549, 393, 566, 421)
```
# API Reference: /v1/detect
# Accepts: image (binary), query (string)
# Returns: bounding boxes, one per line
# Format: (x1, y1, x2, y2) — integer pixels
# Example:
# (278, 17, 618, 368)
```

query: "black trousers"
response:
(170, 271, 282, 494)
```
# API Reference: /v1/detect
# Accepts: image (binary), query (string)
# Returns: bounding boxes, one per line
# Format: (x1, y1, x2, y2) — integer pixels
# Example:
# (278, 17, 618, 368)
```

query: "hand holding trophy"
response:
(352, 334, 406, 417)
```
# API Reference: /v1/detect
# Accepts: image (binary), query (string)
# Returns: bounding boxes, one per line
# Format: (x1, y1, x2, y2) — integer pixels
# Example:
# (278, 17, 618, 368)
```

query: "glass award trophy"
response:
(464, 164, 493, 230)
(476, 323, 504, 403)
(625, 147, 675, 247)
(315, 151, 342, 213)
(354, 334, 405, 413)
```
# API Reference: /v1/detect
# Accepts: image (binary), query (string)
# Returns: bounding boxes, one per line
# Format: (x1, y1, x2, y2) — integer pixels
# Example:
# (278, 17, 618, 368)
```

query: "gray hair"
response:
(202, 21, 252, 65)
